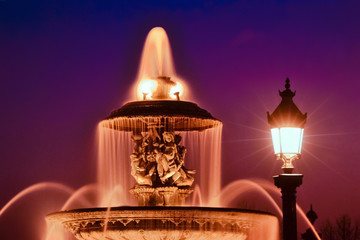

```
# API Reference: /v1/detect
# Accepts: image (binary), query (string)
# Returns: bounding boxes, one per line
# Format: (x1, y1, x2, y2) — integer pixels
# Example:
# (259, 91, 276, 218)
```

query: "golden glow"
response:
(131, 27, 191, 101)
(137, 79, 158, 100)
(169, 82, 184, 99)
(137, 78, 184, 100)
(271, 127, 304, 158)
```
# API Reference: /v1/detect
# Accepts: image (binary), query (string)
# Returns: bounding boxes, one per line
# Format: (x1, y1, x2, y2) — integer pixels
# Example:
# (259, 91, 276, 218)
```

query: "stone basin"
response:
(46, 206, 279, 240)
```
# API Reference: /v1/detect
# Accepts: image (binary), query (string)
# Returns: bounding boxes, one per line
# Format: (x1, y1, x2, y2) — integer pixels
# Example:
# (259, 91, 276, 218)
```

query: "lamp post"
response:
(267, 78, 307, 240)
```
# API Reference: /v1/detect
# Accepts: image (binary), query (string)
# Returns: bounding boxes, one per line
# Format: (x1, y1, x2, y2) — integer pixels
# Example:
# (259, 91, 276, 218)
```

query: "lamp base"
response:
(274, 174, 303, 240)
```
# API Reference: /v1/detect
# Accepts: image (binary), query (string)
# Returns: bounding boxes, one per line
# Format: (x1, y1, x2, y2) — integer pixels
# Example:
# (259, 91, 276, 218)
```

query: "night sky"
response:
(1, 0, 360, 239)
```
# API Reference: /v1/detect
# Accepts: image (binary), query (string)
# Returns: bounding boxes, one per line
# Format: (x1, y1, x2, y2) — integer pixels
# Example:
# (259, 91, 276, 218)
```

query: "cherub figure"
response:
(130, 133, 152, 186)
(159, 132, 195, 187)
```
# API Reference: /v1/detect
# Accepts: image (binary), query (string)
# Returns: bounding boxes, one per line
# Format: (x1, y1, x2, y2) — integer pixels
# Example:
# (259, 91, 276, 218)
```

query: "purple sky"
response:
(1, 0, 360, 239)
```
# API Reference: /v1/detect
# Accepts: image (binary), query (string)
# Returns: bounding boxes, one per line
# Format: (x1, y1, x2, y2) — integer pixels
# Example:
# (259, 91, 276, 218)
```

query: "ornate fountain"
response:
(46, 27, 278, 240)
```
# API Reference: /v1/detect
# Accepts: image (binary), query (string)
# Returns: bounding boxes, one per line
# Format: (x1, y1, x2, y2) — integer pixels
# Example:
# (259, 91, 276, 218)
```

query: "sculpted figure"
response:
(159, 132, 178, 183)
(130, 129, 194, 187)
(173, 135, 195, 186)
(130, 134, 152, 186)
(160, 132, 195, 186)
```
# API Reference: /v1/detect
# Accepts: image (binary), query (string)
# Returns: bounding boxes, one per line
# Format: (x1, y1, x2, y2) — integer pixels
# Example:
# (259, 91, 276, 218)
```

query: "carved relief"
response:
(130, 129, 194, 188)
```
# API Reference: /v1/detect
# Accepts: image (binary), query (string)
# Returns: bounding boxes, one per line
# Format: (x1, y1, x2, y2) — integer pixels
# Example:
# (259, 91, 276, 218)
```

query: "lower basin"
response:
(46, 206, 279, 240)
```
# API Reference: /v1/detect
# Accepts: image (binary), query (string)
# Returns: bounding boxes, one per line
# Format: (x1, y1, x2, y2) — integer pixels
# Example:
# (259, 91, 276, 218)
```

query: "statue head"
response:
(163, 132, 175, 143)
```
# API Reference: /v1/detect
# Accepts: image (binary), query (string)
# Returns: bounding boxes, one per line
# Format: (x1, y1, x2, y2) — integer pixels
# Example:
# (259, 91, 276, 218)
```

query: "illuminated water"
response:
(133, 27, 186, 101)
(97, 117, 222, 206)
(0, 27, 320, 240)
(136, 27, 175, 83)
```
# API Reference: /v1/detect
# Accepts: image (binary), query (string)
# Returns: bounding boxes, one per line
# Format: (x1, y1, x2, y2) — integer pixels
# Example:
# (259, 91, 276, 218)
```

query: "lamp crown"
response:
(279, 78, 296, 99)
(267, 78, 307, 128)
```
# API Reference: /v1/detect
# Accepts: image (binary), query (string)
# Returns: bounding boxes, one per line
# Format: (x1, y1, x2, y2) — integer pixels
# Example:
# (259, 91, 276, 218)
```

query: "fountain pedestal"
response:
(130, 186, 193, 206)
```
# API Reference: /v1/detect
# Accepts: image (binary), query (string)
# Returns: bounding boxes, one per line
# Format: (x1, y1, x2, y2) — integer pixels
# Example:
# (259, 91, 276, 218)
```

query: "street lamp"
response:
(268, 78, 307, 240)
(267, 77, 307, 173)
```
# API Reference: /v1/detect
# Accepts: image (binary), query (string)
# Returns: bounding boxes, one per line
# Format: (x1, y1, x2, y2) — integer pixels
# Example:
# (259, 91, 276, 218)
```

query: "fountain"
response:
(45, 27, 279, 240)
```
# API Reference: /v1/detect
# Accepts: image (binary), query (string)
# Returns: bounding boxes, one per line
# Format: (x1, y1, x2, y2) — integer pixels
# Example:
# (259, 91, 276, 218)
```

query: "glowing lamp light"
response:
(267, 78, 307, 173)
(169, 82, 183, 100)
(138, 79, 158, 100)
(270, 127, 304, 159)
(137, 76, 183, 101)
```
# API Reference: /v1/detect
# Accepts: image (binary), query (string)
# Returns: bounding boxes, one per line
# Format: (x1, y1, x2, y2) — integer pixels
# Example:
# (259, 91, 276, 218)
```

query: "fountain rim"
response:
(105, 100, 219, 121)
(46, 206, 276, 219)
(101, 100, 221, 131)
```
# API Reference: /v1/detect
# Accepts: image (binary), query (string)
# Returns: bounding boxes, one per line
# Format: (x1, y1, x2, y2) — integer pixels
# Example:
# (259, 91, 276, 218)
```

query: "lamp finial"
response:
(285, 78, 290, 90)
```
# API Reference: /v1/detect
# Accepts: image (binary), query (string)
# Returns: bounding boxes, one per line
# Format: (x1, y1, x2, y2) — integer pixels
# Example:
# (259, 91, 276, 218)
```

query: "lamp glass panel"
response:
(279, 127, 303, 155)
(270, 128, 281, 154)
(299, 128, 304, 153)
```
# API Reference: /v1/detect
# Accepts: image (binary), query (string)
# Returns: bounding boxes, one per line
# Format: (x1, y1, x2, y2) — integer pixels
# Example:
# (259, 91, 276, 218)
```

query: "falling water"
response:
(97, 117, 222, 206)
(211, 179, 282, 216)
(97, 120, 134, 206)
(181, 124, 222, 205)
(191, 184, 203, 206)
(45, 184, 98, 240)
(0, 182, 77, 240)
(0, 182, 75, 217)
